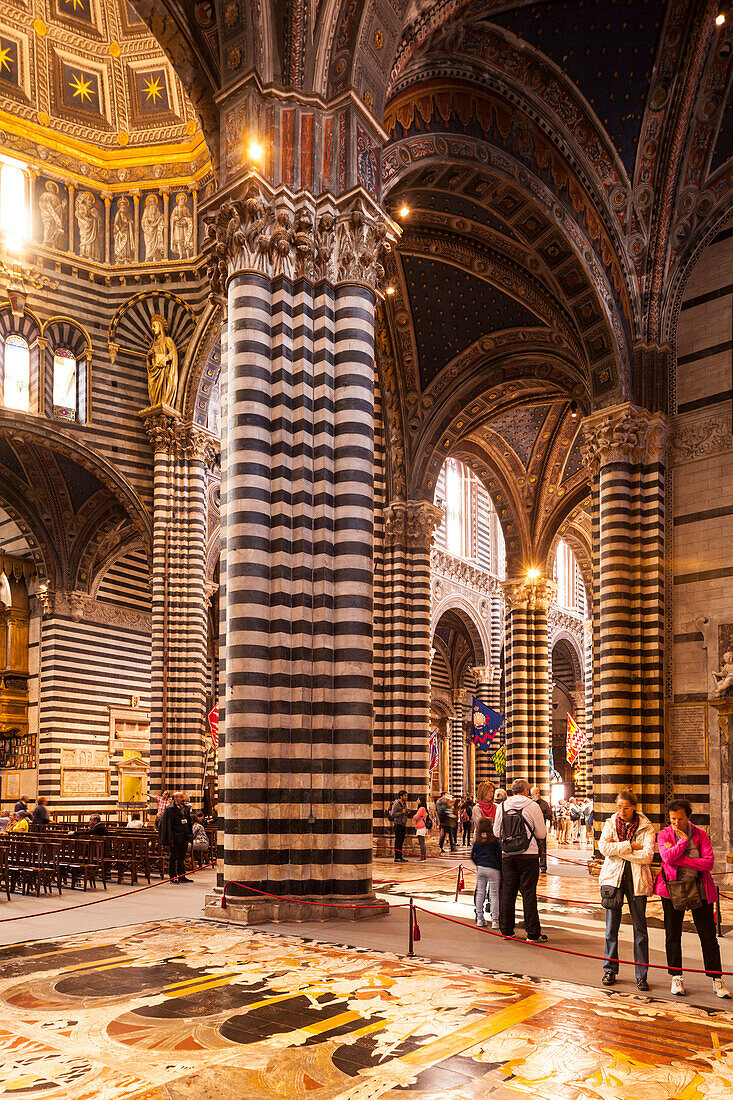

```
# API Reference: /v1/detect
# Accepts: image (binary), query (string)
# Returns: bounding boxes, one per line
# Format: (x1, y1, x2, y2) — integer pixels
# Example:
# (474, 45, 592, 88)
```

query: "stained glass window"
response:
(4, 335, 30, 412)
(53, 350, 77, 420)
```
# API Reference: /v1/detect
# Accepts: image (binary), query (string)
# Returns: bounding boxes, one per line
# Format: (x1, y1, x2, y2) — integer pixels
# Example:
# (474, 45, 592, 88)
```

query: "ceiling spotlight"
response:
(247, 138, 264, 164)
(385, 284, 396, 295)
(570, 399, 578, 418)
(399, 204, 410, 218)
(716, 12, 726, 25)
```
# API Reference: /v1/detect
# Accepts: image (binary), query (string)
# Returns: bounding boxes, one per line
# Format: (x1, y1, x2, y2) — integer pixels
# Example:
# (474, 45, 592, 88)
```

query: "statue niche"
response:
(146, 314, 178, 408)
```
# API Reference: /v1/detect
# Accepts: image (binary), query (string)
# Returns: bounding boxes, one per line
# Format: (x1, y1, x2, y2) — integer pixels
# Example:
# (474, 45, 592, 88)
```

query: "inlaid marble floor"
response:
(2, 919, 733, 1098)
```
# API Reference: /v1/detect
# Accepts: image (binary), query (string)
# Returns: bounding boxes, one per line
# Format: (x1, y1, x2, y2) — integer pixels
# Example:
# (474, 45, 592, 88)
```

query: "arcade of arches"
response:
(0, 0, 731, 920)
(4, 0, 730, 1082)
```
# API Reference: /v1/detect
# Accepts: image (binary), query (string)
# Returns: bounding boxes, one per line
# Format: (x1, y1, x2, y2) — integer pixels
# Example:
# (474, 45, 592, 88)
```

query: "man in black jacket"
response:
(73, 814, 108, 837)
(159, 791, 194, 882)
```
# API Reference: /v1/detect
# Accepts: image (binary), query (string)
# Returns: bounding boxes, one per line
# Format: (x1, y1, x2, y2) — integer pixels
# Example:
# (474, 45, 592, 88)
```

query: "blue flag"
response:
(470, 697, 504, 754)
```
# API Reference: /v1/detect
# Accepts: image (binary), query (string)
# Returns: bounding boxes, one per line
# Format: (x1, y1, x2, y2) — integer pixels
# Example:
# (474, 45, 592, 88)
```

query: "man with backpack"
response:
(495, 778, 548, 941)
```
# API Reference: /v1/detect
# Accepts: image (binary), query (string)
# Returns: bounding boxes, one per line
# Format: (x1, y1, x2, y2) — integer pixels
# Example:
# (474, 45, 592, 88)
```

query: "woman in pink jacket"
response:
(656, 797, 730, 999)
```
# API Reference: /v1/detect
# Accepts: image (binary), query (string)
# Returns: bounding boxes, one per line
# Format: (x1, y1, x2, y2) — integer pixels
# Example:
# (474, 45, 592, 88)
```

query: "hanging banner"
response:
(208, 705, 219, 750)
(493, 744, 506, 776)
(470, 697, 504, 753)
(566, 714, 584, 765)
(428, 728, 438, 772)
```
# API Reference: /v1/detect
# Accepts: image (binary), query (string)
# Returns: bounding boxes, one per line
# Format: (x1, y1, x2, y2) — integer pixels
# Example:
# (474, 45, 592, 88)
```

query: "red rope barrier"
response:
(0, 862, 216, 924)
(412, 904, 733, 977)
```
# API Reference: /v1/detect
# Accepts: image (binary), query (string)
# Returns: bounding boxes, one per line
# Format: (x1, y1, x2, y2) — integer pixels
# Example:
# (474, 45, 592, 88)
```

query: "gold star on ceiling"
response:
(64, 0, 86, 11)
(0, 45, 12, 76)
(69, 71, 93, 104)
(143, 75, 164, 105)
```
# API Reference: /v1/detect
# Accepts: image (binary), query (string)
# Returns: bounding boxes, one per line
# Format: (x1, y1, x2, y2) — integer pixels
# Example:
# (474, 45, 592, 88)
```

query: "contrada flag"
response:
(566, 714, 585, 765)
(428, 728, 438, 772)
(470, 697, 504, 753)
(208, 705, 219, 750)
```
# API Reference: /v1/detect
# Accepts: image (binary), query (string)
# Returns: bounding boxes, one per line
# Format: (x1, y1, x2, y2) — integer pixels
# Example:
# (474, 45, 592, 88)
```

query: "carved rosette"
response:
(581, 402, 668, 480)
(205, 184, 394, 294)
(500, 575, 557, 613)
(384, 500, 444, 551)
(140, 406, 218, 466)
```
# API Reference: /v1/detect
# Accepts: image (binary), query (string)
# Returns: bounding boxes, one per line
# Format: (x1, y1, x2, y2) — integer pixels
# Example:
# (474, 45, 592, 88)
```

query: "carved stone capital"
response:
(471, 665, 492, 685)
(205, 184, 395, 294)
(384, 500, 444, 551)
(52, 591, 152, 633)
(140, 405, 218, 465)
(500, 575, 557, 613)
(581, 402, 668, 479)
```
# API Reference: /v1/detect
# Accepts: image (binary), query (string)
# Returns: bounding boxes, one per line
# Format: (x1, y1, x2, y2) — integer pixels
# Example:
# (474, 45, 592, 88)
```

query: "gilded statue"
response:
(146, 314, 178, 407)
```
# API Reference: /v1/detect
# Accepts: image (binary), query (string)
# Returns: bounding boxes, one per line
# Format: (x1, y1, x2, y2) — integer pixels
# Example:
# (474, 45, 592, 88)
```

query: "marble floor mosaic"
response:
(1, 919, 733, 1098)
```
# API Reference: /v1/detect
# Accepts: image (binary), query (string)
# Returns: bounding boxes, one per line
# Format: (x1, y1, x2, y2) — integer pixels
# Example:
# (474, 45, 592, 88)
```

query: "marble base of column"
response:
(204, 887, 389, 923)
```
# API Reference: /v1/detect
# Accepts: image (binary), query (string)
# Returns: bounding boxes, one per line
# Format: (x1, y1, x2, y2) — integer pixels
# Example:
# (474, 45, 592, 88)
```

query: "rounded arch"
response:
(41, 316, 92, 359)
(550, 634, 584, 687)
(181, 300, 222, 426)
(0, 417, 152, 550)
(431, 596, 490, 668)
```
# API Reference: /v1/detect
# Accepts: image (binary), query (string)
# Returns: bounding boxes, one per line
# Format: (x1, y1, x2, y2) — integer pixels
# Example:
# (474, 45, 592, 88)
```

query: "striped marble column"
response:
(472, 665, 494, 787)
(208, 186, 393, 906)
(500, 575, 555, 792)
(583, 619, 593, 796)
(582, 403, 667, 829)
(449, 696, 465, 797)
(142, 408, 216, 802)
(373, 499, 443, 824)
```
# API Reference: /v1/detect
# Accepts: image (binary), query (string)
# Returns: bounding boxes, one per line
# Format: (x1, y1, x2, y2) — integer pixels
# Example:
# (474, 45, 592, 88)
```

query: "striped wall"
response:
(221, 271, 377, 901)
(670, 225, 733, 838)
(38, 549, 152, 809)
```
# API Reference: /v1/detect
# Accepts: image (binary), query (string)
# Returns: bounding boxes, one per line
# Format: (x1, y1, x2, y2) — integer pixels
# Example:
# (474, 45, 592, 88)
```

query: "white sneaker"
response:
(713, 978, 731, 998)
(491, 920, 500, 929)
(671, 976, 685, 996)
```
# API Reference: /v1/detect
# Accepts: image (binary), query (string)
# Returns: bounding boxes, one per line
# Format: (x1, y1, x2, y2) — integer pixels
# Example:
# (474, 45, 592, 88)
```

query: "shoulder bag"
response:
(600, 885, 624, 909)
(660, 866, 704, 911)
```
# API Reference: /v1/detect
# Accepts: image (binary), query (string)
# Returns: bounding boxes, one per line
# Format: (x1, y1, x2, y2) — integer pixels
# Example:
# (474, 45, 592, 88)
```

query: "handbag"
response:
(600, 885, 624, 909)
(661, 867, 704, 911)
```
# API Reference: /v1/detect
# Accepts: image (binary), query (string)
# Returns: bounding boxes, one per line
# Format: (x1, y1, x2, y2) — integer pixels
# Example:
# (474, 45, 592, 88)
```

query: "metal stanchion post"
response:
(454, 863, 463, 903)
(717, 887, 723, 937)
(408, 897, 415, 957)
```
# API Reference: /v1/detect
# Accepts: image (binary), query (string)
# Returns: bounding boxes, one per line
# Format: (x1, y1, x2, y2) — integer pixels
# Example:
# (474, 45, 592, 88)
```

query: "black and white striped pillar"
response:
(142, 408, 216, 802)
(500, 575, 555, 793)
(582, 403, 667, 830)
(208, 187, 393, 904)
(374, 499, 443, 823)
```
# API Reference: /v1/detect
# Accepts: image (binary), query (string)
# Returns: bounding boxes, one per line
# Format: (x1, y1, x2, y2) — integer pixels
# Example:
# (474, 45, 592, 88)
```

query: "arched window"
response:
(53, 349, 77, 421)
(4, 335, 30, 412)
(555, 540, 586, 615)
(0, 161, 28, 246)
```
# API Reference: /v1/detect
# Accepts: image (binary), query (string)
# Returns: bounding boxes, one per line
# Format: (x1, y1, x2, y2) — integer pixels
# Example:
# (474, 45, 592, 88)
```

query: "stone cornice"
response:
(51, 591, 152, 633)
(548, 606, 586, 639)
(204, 182, 397, 293)
(500, 575, 557, 613)
(139, 405, 219, 465)
(581, 402, 668, 479)
(385, 501, 444, 550)
(430, 549, 501, 596)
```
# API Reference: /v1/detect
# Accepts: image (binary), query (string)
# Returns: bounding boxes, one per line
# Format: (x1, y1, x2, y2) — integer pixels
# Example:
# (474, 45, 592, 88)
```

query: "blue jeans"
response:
(603, 864, 649, 980)
(475, 866, 501, 925)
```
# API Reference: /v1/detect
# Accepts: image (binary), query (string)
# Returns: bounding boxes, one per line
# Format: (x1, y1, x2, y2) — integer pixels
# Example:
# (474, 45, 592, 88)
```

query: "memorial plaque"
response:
(666, 703, 708, 771)
(60, 768, 109, 797)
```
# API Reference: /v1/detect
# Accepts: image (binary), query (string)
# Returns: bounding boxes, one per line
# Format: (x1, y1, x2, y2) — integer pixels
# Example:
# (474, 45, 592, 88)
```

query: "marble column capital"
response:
(140, 404, 219, 465)
(471, 665, 492, 685)
(500, 575, 557, 613)
(205, 182, 398, 294)
(581, 402, 668, 479)
(384, 500, 444, 551)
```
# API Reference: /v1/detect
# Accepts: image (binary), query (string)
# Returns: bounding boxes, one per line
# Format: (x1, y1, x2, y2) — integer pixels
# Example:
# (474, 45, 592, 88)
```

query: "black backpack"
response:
(499, 807, 536, 855)
(424, 813, 433, 830)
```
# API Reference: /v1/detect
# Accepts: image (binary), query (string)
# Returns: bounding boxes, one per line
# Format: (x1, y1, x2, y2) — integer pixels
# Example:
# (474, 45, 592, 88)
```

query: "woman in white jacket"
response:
(598, 789, 655, 991)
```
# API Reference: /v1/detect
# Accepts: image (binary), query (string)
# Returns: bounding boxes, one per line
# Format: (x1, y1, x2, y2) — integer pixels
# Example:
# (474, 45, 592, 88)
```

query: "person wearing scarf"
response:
(472, 781, 496, 830)
(598, 789, 655, 991)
